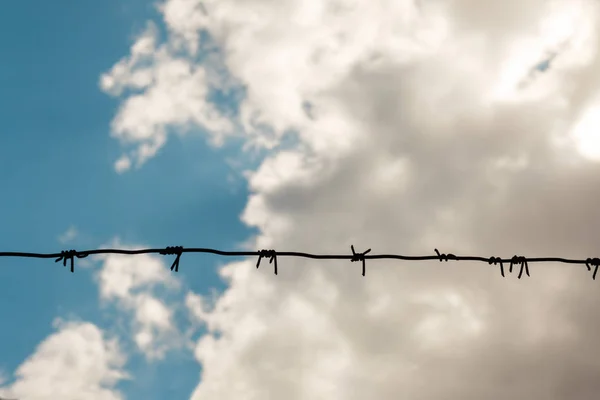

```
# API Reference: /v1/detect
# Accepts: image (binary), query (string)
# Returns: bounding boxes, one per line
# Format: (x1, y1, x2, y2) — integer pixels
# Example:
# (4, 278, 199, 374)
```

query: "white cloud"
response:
(58, 226, 78, 244)
(95, 242, 181, 360)
(114, 155, 132, 174)
(570, 101, 600, 160)
(105, 0, 600, 399)
(100, 21, 236, 171)
(96, 250, 178, 301)
(0, 319, 127, 400)
(0, 240, 189, 400)
(130, 293, 177, 358)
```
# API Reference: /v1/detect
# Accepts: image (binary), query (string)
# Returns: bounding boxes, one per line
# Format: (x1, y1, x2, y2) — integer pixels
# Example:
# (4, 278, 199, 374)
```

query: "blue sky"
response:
(0, 2, 255, 398)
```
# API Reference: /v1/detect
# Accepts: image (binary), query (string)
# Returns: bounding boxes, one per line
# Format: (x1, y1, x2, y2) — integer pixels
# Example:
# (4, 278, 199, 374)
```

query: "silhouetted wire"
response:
(1, 246, 600, 280)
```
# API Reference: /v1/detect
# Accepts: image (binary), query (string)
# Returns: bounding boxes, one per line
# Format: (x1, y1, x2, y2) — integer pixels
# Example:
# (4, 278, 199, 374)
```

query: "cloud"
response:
(0, 319, 128, 400)
(58, 226, 78, 244)
(100, 21, 237, 171)
(0, 240, 190, 399)
(114, 155, 132, 174)
(95, 242, 182, 360)
(105, 0, 600, 399)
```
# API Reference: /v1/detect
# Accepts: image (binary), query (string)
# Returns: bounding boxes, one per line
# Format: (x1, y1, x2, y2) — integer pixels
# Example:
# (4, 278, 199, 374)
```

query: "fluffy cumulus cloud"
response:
(0, 319, 127, 400)
(0, 241, 186, 399)
(100, 21, 236, 171)
(105, 0, 600, 399)
(95, 241, 182, 360)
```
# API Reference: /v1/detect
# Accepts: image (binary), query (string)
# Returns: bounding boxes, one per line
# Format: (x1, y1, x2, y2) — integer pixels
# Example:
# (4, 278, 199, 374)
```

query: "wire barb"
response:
(55, 249, 88, 273)
(160, 246, 183, 272)
(586, 257, 600, 280)
(510, 255, 530, 279)
(257, 249, 277, 275)
(434, 248, 457, 262)
(351, 245, 371, 276)
(488, 256, 505, 277)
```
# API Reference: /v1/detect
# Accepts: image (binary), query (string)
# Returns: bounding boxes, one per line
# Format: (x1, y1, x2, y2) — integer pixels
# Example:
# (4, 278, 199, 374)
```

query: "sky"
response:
(2, 0, 600, 399)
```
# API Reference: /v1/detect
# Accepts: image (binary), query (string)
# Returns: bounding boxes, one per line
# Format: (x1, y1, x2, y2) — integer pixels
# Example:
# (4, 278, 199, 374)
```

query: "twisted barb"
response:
(488, 256, 505, 277)
(351, 245, 371, 276)
(510, 255, 530, 279)
(257, 249, 277, 275)
(434, 248, 457, 262)
(55, 249, 88, 273)
(586, 257, 600, 280)
(160, 246, 183, 272)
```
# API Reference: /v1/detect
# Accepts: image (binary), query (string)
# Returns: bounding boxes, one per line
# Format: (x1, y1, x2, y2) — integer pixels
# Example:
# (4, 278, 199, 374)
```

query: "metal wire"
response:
(1, 246, 599, 279)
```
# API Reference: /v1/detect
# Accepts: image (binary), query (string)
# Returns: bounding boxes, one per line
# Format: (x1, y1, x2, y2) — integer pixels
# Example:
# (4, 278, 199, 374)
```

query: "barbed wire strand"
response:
(1, 246, 600, 280)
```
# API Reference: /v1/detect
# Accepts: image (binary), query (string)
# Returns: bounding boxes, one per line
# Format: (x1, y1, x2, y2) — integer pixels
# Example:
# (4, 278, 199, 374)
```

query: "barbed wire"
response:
(1, 246, 600, 280)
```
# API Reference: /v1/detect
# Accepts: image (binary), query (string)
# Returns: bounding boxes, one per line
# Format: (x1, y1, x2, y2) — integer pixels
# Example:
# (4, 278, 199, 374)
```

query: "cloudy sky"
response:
(2, 0, 600, 399)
